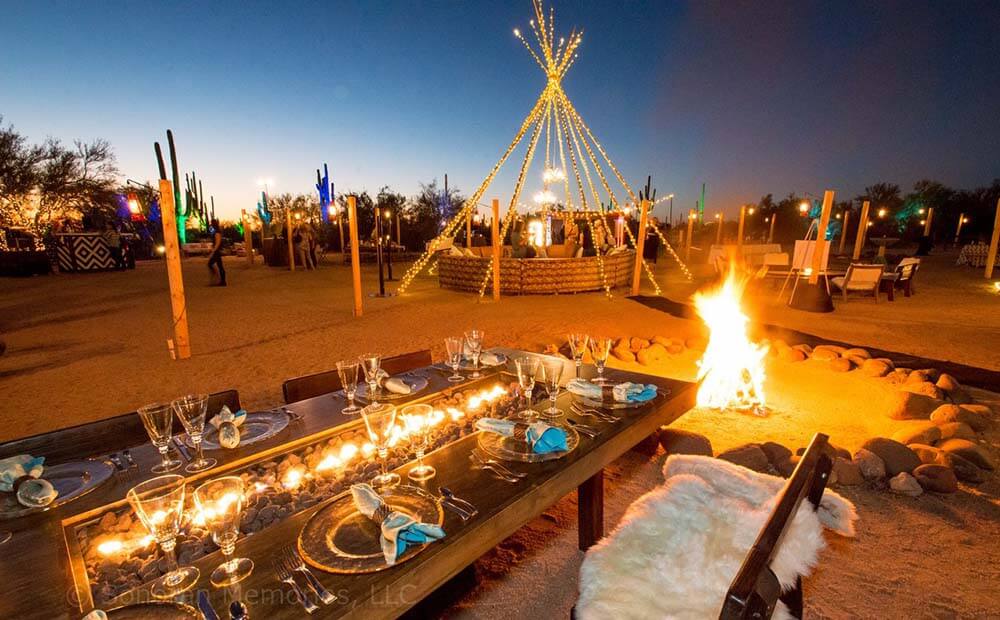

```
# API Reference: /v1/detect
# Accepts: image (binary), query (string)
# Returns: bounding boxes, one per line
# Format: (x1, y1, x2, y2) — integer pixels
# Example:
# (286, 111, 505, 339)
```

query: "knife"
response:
(172, 436, 192, 461)
(198, 590, 220, 620)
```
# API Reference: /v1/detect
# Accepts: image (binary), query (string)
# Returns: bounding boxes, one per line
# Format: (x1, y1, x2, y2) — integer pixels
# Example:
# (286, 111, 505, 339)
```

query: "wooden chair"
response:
(892, 257, 920, 297)
(830, 263, 884, 302)
(282, 349, 433, 404)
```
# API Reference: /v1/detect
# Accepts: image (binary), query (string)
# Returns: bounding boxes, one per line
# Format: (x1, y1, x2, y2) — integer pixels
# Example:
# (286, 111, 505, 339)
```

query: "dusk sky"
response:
(3, 1, 998, 221)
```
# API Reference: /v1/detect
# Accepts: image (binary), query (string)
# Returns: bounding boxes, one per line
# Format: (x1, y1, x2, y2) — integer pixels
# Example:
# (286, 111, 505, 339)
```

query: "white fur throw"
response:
(577, 455, 857, 620)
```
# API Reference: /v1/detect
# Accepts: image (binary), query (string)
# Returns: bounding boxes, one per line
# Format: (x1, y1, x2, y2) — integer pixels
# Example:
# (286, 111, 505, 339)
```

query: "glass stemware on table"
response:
(337, 359, 362, 415)
(172, 394, 216, 473)
(360, 353, 382, 405)
(567, 333, 590, 378)
(540, 359, 564, 419)
(361, 402, 400, 488)
(589, 336, 613, 385)
(515, 356, 541, 421)
(444, 337, 465, 382)
(127, 475, 200, 598)
(137, 402, 182, 473)
(464, 330, 484, 378)
(194, 476, 253, 587)
(401, 404, 436, 482)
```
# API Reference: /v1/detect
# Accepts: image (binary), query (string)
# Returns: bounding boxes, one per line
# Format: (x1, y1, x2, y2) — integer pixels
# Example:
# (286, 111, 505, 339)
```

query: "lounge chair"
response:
(830, 263, 884, 302)
(282, 349, 432, 404)
(891, 257, 920, 297)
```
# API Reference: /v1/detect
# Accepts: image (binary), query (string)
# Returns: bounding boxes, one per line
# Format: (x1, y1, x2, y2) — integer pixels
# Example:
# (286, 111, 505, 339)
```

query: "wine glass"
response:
(589, 337, 613, 385)
(464, 330, 484, 378)
(127, 475, 200, 598)
(401, 404, 435, 482)
(194, 476, 253, 587)
(444, 337, 464, 382)
(540, 359, 564, 419)
(515, 356, 541, 420)
(567, 333, 590, 377)
(360, 353, 382, 405)
(172, 394, 216, 473)
(137, 402, 182, 473)
(361, 402, 400, 488)
(336, 360, 362, 415)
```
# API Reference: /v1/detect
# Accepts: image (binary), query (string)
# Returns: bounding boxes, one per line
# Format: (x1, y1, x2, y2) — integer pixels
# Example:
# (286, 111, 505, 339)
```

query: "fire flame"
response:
(693, 266, 767, 413)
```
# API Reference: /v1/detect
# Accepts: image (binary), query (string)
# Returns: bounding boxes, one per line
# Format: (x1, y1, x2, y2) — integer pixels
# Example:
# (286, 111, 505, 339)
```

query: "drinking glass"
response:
(361, 402, 400, 488)
(589, 337, 613, 385)
(444, 337, 464, 382)
(567, 333, 590, 377)
(127, 475, 200, 598)
(172, 394, 216, 473)
(137, 402, 182, 473)
(194, 476, 253, 587)
(464, 330, 484, 378)
(401, 404, 435, 482)
(336, 360, 362, 415)
(360, 353, 382, 405)
(515, 356, 541, 420)
(541, 360, 564, 419)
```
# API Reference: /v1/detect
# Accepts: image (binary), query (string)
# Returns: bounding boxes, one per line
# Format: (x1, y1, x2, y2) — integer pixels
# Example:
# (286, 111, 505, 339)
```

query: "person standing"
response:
(208, 218, 226, 286)
(103, 223, 124, 270)
(296, 225, 316, 270)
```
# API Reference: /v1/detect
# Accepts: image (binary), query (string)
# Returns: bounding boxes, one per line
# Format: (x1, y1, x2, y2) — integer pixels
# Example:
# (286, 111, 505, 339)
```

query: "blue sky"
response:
(3, 1, 998, 221)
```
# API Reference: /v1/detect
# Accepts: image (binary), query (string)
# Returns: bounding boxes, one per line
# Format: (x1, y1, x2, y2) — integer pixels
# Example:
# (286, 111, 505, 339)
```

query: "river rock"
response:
(792, 343, 813, 355)
(717, 444, 770, 472)
(937, 422, 976, 441)
(779, 347, 807, 363)
(889, 472, 923, 496)
(760, 441, 792, 465)
(913, 464, 959, 493)
(612, 340, 635, 362)
(812, 348, 840, 361)
(814, 344, 846, 355)
(907, 443, 943, 464)
(830, 358, 853, 372)
(658, 429, 713, 456)
(862, 359, 892, 377)
(886, 391, 942, 420)
(938, 439, 995, 470)
(860, 437, 922, 475)
(853, 448, 886, 480)
(629, 337, 650, 352)
(832, 457, 864, 485)
(685, 336, 708, 351)
(958, 404, 993, 430)
(637, 343, 668, 365)
(935, 452, 985, 483)
(930, 404, 989, 432)
(843, 347, 870, 359)
(891, 422, 941, 446)
(776, 455, 800, 478)
(901, 381, 944, 400)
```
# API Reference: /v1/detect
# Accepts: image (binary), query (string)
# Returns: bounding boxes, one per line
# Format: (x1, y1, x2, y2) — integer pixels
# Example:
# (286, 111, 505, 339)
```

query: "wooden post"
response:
(678, 228, 685, 249)
(923, 207, 934, 237)
(715, 213, 723, 245)
(809, 190, 835, 284)
(396, 213, 401, 245)
(630, 199, 650, 296)
(286, 209, 295, 271)
(985, 198, 1000, 279)
(348, 195, 363, 317)
(685, 209, 695, 261)
(853, 200, 870, 261)
(158, 179, 191, 360)
(767, 212, 777, 244)
(491, 199, 501, 301)
(838, 209, 850, 255)
(337, 212, 346, 259)
(241, 209, 254, 265)
(466, 209, 472, 249)
(954, 212, 966, 243)
(737, 205, 746, 250)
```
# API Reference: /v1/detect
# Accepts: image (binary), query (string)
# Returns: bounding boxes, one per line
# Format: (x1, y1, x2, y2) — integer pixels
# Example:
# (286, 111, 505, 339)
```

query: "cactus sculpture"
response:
(167, 131, 186, 243)
(316, 163, 331, 224)
(256, 191, 272, 225)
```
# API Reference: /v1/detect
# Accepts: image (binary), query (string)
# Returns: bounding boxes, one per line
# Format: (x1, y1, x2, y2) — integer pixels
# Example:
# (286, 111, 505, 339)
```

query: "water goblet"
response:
(444, 337, 465, 382)
(360, 353, 382, 405)
(127, 475, 200, 598)
(194, 476, 253, 587)
(589, 337, 613, 385)
(336, 360, 362, 415)
(172, 394, 217, 473)
(464, 330, 484, 378)
(137, 402, 182, 473)
(515, 356, 541, 420)
(541, 360, 564, 419)
(401, 404, 436, 482)
(567, 333, 590, 377)
(361, 402, 400, 488)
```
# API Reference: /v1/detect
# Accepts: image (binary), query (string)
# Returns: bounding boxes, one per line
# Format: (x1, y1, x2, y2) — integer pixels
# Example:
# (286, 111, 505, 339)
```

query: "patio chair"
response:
(892, 257, 920, 297)
(282, 349, 432, 404)
(830, 263, 884, 302)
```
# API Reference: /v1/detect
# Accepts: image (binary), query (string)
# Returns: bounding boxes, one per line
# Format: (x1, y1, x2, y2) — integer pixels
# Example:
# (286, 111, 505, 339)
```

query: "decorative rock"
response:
(776, 455, 800, 478)
(918, 368, 941, 382)
(812, 348, 840, 361)
(900, 381, 944, 400)
(862, 359, 892, 377)
(832, 457, 864, 486)
(886, 391, 943, 420)
(842, 348, 871, 360)
(889, 472, 923, 496)
(958, 405, 993, 431)
(814, 344, 846, 355)
(936, 452, 986, 483)
(830, 358, 853, 373)
(629, 337, 650, 352)
(913, 464, 958, 493)
(937, 422, 976, 441)
(717, 444, 770, 472)
(792, 344, 813, 355)
(651, 335, 672, 347)
(846, 355, 868, 367)
(779, 347, 807, 363)
(931, 404, 989, 432)
(938, 439, 996, 470)
(658, 429, 713, 456)
(906, 370, 931, 384)
(685, 336, 708, 351)
(760, 441, 792, 465)
(891, 422, 941, 446)
(936, 373, 960, 393)
(907, 443, 942, 464)
(860, 438, 922, 475)
(666, 342, 684, 355)
(636, 343, 668, 366)
(612, 341, 635, 363)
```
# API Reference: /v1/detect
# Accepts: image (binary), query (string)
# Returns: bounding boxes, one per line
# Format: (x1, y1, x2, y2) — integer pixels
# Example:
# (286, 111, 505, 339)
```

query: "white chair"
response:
(830, 263, 884, 302)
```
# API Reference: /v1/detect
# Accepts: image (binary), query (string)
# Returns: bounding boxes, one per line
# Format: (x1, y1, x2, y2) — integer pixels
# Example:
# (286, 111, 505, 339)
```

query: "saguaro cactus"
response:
(316, 163, 332, 224)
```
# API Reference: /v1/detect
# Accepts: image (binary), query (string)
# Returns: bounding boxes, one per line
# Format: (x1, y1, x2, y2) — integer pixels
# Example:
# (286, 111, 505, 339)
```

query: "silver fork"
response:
(566, 419, 599, 438)
(470, 450, 526, 478)
(282, 548, 337, 604)
(571, 404, 620, 423)
(274, 559, 318, 614)
(468, 453, 521, 483)
(439, 487, 477, 520)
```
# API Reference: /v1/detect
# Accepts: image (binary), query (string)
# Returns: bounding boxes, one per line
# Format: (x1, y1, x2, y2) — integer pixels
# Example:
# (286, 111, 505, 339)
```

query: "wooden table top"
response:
(0, 349, 695, 619)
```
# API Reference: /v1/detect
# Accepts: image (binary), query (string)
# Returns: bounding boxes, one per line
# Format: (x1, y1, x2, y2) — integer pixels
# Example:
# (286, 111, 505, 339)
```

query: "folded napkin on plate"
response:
(462, 347, 503, 366)
(210, 406, 248, 449)
(374, 370, 412, 395)
(209, 405, 247, 429)
(475, 418, 568, 453)
(566, 378, 657, 403)
(350, 483, 445, 565)
(0, 454, 58, 508)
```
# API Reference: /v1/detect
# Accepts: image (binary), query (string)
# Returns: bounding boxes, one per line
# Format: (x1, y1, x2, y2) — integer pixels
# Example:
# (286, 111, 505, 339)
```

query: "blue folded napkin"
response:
(566, 378, 657, 403)
(0, 454, 57, 507)
(350, 484, 446, 565)
(475, 418, 568, 454)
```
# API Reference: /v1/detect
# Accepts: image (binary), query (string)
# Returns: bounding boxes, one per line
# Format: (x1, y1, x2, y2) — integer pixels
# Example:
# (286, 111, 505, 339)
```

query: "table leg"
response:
(578, 469, 604, 551)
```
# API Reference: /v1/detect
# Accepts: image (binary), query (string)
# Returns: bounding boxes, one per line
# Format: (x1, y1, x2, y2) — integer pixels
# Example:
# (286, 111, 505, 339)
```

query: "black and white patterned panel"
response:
(57, 235, 115, 271)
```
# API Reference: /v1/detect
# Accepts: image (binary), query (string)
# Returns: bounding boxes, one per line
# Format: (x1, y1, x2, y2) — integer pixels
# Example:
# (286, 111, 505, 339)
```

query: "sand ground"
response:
(1, 249, 998, 618)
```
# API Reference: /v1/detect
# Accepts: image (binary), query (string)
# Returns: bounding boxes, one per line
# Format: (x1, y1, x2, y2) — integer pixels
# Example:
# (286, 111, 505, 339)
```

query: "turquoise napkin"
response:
(0, 454, 57, 507)
(475, 418, 568, 453)
(350, 484, 445, 565)
(566, 378, 657, 403)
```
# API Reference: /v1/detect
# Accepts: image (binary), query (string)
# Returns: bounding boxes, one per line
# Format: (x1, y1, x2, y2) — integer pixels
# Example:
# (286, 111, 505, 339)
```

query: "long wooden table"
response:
(0, 350, 694, 619)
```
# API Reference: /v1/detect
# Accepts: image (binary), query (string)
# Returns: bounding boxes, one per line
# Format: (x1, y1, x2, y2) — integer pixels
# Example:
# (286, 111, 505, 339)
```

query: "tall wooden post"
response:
(737, 205, 747, 249)
(158, 179, 191, 360)
(923, 207, 934, 237)
(491, 199, 501, 301)
(685, 209, 695, 261)
(396, 213, 401, 245)
(348, 196, 363, 317)
(985, 198, 1000, 279)
(466, 209, 472, 248)
(768, 213, 777, 243)
(853, 200, 870, 261)
(838, 209, 850, 255)
(809, 190, 835, 285)
(630, 199, 650, 296)
(954, 213, 966, 243)
(286, 209, 295, 271)
(715, 213, 724, 245)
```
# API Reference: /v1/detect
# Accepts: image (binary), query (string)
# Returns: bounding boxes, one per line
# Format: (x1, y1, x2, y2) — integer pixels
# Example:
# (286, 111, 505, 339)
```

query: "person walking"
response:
(207, 218, 226, 286)
(296, 225, 316, 270)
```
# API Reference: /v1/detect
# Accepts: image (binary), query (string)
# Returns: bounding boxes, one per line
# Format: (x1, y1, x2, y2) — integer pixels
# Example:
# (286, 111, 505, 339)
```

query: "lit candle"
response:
(97, 539, 124, 557)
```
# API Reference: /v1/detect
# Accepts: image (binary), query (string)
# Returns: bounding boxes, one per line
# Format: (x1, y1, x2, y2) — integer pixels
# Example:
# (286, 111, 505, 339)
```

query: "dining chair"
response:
(829, 263, 884, 302)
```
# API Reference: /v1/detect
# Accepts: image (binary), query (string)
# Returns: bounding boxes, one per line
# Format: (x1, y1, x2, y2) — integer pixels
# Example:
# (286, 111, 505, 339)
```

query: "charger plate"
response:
(477, 422, 579, 463)
(105, 601, 200, 618)
(185, 409, 290, 450)
(0, 459, 114, 520)
(355, 374, 430, 401)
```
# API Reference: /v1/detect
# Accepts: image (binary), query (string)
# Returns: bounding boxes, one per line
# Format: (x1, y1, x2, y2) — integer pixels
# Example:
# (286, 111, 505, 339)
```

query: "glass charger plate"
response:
(477, 423, 579, 463)
(105, 601, 200, 619)
(0, 458, 114, 520)
(298, 485, 444, 574)
(355, 374, 430, 401)
(459, 352, 507, 370)
(185, 409, 290, 450)
(571, 389, 663, 410)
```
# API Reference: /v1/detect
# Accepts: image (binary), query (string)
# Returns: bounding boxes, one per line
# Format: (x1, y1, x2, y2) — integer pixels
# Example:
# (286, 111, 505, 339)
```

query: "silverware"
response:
(566, 419, 599, 438)
(274, 558, 318, 614)
(281, 406, 303, 423)
(108, 453, 127, 481)
(171, 436, 192, 461)
(282, 547, 337, 604)
(122, 449, 137, 470)
(439, 487, 478, 518)
(197, 589, 220, 620)
(437, 495, 473, 520)
(570, 403, 620, 423)
(470, 450, 526, 479)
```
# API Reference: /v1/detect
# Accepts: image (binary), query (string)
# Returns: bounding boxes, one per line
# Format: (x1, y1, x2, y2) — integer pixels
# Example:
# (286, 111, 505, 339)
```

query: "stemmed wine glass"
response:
(337, 360, 362, 415)
(127, 475, 200, 598)
(589, 337, 613, 385)
(541, 360, 564, 419)
(464, 330, 484, 378)
(515, 356, 541, 421)
(444, 337, 465, 382)
(361, 402, 400, 488)
(172, 394, 216, 473)
(401, 404, 435, 482)
(194, 476, 253, 587)
(360, 353, 382, 405)
(567, 333, 590, 378)
(137, 402, 182, 473)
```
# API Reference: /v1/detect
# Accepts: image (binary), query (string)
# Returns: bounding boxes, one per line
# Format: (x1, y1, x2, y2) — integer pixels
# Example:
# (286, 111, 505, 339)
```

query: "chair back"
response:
(719, 433, 832, 620)
(845, 263, 883, 287)
(895, 257, 920, 281)
(282, 349, 433, 404)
